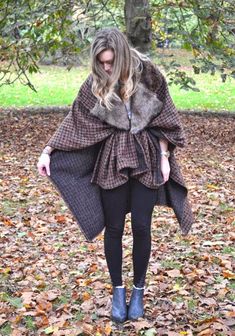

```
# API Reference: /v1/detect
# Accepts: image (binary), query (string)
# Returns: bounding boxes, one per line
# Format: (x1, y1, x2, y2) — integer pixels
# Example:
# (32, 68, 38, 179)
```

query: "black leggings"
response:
(101, 178, 156, 287)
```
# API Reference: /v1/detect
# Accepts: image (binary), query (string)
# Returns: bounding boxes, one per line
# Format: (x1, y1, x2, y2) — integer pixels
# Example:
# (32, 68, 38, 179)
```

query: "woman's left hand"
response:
(161, 156, 170, 183)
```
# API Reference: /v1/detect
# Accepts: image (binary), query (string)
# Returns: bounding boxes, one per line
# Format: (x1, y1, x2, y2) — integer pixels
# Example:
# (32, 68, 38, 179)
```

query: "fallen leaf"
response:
(200, 298, 217, 306)
(1, 217, 14, 226)
(166, 269, 182, 277)
(0, 317, 7, 326)
(55, 215, 66, 224)
(222, 270, 235, 279)
(82, 292, 91, 301)
(21, 291, 34, 306)
(197, 329, 213, 336)
(104, 322, 112, 335)
(131, 320, 153, 332)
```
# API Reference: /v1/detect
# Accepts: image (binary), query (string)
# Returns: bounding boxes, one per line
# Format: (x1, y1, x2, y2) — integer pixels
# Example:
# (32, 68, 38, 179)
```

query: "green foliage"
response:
(23, 316, 37, 331)
(187, 298, 198, 311)
(0, 0, 234, 91)
(0, 292, 23, 308)
(151, 0, 235, 87)
(160, 259, 182, 269)
(0, 0, 124, 89)
(0, 322, 12, 336)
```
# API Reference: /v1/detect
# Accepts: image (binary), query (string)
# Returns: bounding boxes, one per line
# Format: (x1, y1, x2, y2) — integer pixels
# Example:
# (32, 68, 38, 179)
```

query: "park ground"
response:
(0, 110, 234, 335)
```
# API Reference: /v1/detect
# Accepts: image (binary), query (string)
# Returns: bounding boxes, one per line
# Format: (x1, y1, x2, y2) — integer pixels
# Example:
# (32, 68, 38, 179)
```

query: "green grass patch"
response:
(169, 71, 235, 111)
(219, 202, 234, 213)
(0, 61, 234, 111)
(52, 293, 71, 310)
(222, 246, 235, 255)
(1, 198, 28, 216)
(187, 298, 198, 311)
(22, 316, 37, 331)
(0, 292, 23, 309)
(160, 260, 182, 269)
(227, 280, 235, 302)
(0, 322, 12, 336)
(0, 65, 89, 108)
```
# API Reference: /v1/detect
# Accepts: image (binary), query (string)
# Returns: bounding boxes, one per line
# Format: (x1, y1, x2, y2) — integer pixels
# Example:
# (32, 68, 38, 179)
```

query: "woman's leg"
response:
(100, 181, 129, 286)
(130, 178, 156, 288)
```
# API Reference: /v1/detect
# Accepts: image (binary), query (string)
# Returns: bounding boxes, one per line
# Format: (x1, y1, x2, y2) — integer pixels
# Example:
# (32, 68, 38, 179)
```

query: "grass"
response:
(0, 65, 89, 108)
(169, 71, 235, 111)
(0, 50, 234, 111)
(0, 322, 12, 336)
(160, 260, 182, 269)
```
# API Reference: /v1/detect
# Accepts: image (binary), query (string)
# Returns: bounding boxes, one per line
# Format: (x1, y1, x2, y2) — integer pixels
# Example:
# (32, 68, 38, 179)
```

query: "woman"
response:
(37, 28, 193, 323)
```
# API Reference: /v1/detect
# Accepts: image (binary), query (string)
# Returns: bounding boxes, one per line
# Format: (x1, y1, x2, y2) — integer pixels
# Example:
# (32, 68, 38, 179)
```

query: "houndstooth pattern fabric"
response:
(47, 61, 194, 240)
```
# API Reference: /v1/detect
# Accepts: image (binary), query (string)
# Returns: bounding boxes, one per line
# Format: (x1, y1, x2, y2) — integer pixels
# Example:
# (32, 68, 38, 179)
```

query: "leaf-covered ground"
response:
(0, 112, 234, 336)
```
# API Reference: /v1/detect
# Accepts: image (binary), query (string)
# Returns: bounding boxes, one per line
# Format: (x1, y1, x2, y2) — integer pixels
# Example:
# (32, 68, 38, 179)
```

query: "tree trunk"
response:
(124, 0, 152, 53)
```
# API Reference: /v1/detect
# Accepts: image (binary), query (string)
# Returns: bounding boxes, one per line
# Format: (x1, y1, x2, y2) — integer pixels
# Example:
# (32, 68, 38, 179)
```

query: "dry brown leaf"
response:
(166, 269, 182, 277)
(222, 270, 235, 279)
(104, 322, 112, 335)
(76, 321, 94, 334)
(82, 292, 91, 301)
(218, 288, 230, 299)
(197, 328, 213, 336)
(1, 216, 14, 226)
(35, 314, 49, 328)
(46, 289, 61, 301)
(225, 311, 235, 318)
(0, 317, 7, 326)
(131, 320, 153, 332)
(53, 328, 83, 336)
(80, 299, 94, 312)
(36, 299, 53, 314)
(220, 258, 232, 270)
(55, 214, 67, 224)
(200, 298, 217, 306)
(75, 278, 93, 286)
(229, 230, 235, 239)
(11, 328, 27, 336)
(21, 291, 34, 306)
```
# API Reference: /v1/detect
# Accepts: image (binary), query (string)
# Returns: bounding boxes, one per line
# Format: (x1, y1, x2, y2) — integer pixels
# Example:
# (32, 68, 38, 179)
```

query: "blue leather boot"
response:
(127, 286, 144, 320)
(111, 287, 127, 323)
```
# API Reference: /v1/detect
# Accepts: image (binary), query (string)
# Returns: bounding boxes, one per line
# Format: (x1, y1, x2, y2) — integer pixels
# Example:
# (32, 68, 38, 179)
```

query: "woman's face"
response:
(97, 49, 114, 75)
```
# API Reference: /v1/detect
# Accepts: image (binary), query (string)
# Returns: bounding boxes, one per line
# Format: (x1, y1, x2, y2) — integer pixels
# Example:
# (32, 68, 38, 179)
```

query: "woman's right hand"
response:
(37, 153, 51, 176)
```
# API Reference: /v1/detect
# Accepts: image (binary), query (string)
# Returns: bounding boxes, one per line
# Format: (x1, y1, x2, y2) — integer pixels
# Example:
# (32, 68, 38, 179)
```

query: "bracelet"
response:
(42, 148, 51, 155)
(160, 150, 170, 158)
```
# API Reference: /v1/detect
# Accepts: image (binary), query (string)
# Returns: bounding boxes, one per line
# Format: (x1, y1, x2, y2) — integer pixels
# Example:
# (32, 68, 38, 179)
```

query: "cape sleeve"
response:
(144, 62, 186, 150)
(45, 75, 113, 150)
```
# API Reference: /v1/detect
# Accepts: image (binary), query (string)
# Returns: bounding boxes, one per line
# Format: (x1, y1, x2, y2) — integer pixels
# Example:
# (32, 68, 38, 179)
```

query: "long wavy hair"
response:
(90, 28, 149, 109)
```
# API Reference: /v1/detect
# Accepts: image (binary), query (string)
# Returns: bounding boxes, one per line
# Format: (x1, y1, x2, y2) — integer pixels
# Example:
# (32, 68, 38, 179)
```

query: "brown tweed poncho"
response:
(46, 61, 194, 241)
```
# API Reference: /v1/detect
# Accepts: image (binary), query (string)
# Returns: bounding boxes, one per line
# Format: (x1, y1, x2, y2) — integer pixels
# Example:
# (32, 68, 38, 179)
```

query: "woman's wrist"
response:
(42, 146, 53, 155)
(160, 150, 170, 158)
(159, 139, 169, 158)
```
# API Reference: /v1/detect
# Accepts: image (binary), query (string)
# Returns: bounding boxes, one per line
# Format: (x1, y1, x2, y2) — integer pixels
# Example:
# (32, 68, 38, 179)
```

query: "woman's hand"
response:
(161, 156, 170, 183)
(37, 153, 51, 176)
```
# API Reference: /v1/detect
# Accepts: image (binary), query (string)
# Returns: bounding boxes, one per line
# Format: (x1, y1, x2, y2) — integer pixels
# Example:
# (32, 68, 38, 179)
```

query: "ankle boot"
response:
(128, 287, 144, 320)
(111, 287, 127, 323)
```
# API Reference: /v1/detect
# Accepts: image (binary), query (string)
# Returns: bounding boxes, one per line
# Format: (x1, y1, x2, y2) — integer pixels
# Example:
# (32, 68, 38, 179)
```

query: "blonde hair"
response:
(90, 28, 149, 109)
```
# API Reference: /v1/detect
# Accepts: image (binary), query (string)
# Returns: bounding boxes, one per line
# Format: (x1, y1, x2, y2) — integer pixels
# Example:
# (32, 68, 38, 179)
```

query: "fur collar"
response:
(90, 82, 163, 134)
